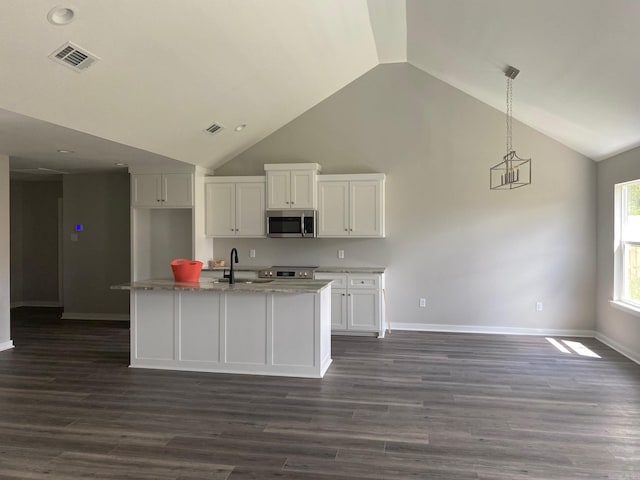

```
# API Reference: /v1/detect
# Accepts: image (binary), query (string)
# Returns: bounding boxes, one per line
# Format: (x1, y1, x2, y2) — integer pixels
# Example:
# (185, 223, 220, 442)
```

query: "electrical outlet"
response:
(536, 301, 543, 312)
(419, 298, 427, 308)
(249, 249, 256, 258)
(338, 249, 345, 259)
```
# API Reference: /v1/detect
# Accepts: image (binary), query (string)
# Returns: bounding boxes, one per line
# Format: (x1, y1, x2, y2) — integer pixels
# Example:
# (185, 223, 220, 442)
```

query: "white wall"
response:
(596, 146, 640, 361)
(62, 173, 130, 318)
(214, 63, 597, 333)
(0, 155, 13, 350)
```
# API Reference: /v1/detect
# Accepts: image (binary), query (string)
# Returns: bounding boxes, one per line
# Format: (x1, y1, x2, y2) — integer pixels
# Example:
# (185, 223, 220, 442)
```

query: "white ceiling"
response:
(0, 0, 380, 174)
(407, 0, 640, 160)
(1, 0, 639, 176)
(1, 108, 188, 178)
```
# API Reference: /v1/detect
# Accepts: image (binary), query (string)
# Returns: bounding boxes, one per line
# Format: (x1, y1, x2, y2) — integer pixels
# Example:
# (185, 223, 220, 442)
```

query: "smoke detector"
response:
(47, 7, 75, 25)
(49, 42, 99, 72)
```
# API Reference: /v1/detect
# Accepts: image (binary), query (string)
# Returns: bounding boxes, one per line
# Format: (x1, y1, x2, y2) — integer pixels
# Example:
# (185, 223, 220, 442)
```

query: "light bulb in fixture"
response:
(234, 124, 247, 132)
(47, 7, 75, 25)
(56, 149, 74, 154)
(114, 162, 128, 167)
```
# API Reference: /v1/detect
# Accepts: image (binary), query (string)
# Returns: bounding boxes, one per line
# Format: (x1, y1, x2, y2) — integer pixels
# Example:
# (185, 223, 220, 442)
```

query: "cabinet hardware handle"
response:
(361, 281, 365, 284)
(156, 199, 160, 202)
(235, 229, 239, 231)
(230, 229, 234, 231)
(350, 228, 353, 231)
(344, 228, 348, 231)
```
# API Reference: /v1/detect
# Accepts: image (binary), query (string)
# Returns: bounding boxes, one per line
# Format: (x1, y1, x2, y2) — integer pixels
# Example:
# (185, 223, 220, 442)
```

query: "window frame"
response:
(614, 179, 640, 310)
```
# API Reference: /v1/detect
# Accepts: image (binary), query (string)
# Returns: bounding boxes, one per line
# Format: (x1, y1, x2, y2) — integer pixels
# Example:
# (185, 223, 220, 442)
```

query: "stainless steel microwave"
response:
(266, 210, 316, 238)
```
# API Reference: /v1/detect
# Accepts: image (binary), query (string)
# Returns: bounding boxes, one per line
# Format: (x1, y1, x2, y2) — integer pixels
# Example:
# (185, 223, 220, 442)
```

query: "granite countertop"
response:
(112, 278, 331, 294)
(202, 266, 270, 272)
(202, 266, 386, 274)
(315, 266, 386, 274)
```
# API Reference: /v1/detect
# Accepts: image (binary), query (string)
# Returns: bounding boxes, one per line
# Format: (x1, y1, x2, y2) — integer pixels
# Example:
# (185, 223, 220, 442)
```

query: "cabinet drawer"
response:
(314, 273, 347, 289)
(347, 274, 380, 290)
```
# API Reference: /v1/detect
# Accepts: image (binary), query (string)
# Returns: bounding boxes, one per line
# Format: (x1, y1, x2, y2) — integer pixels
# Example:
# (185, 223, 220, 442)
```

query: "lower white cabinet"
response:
(130, 287, 332, 378)
(349, 290, 380, 331)
(329, 289, 347, 330)
(314, 272, 386, 337)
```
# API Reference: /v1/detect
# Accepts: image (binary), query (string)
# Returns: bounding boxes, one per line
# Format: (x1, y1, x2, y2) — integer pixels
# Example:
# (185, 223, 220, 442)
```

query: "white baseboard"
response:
(61, 312, 130, 321)
(11, 301, 62, 309)
(595, 332, 640, 365)
(390, 322, 595, 337)
(0, 340, 14, 352)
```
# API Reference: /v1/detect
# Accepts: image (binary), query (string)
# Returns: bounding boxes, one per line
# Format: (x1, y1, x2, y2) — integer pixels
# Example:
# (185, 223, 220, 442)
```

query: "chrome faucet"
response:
(224, 248, 239, 284)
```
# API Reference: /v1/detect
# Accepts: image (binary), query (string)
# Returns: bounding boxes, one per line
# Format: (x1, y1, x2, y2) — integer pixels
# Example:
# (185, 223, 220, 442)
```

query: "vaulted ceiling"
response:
(1, 0, 639, 175)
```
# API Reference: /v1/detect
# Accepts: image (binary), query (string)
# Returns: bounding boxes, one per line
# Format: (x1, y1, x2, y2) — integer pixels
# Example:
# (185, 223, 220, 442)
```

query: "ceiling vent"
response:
(204, 123, 224, 136)
(49, 42, 99, 72)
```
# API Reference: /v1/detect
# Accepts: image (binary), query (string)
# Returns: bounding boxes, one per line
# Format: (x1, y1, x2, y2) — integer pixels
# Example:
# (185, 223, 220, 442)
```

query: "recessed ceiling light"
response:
(47, 6, 75, 25)
(114, 163, 128, 167)
(234, 124, 247, 132)
(56, 149, 74, 154)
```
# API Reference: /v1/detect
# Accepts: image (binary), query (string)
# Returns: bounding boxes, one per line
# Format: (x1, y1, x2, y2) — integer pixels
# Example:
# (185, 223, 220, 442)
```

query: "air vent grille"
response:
(204, 123, 224, 135)
(49, 42, 99, 72)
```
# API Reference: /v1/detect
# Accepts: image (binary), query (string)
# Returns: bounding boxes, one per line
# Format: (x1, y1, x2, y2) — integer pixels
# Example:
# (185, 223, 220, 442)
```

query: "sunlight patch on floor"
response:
(545, 337, 601, 358)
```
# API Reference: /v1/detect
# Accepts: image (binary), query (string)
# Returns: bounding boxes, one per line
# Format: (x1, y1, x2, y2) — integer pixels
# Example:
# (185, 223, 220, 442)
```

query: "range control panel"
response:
(259, 268, 316, 279)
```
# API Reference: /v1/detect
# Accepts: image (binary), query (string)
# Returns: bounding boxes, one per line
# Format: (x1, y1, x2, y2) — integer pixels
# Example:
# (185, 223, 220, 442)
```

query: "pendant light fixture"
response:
(490, 66, 531, 190)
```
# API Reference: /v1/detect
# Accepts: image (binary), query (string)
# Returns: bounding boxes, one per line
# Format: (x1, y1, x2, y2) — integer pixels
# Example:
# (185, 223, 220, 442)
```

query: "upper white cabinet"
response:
(205, 177, 265, 237)
(132, 173, 193, 207)
(318, 174, 385, 238)
(264, 163, 320, 210)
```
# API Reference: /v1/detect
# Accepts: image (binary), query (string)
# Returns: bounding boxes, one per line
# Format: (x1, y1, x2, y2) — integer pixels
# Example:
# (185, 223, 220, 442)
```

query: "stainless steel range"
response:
(258, 266, 318, 280)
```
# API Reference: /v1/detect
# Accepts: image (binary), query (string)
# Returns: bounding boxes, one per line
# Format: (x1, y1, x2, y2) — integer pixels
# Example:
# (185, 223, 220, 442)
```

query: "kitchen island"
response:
(112, 278, 332, 378)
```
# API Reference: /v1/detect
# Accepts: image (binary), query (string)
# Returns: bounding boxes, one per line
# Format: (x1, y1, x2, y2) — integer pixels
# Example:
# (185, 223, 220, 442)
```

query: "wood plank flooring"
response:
(1, 307, 639, 479)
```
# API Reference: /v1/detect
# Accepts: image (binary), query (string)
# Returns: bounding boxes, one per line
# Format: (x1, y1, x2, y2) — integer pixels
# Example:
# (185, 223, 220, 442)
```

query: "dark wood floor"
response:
(1, 308, 639, 479)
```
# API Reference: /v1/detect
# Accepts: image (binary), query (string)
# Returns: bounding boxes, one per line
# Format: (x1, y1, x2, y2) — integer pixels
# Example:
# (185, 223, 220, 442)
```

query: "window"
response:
(615, 179, 640, 308)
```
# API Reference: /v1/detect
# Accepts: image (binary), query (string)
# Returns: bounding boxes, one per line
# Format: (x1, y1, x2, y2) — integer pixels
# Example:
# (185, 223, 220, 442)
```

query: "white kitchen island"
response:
(112, 279, 332, 378)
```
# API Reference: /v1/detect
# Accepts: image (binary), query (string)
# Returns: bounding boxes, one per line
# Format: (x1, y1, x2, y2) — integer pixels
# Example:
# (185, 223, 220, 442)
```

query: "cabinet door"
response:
(236, 182, 265, 237)
(132, 174, 162, 206)
(331, 289, 348, 330)
(291, 170, 316, 209)
(350, 180, 383, 237)
(134, 291, 175, 360)
(162, 173, 193, 207)
(348, 290, 380, 331)
(205, 183, 236, 237)
(267, 171, 291, 209)
(317, 181, 349, 237)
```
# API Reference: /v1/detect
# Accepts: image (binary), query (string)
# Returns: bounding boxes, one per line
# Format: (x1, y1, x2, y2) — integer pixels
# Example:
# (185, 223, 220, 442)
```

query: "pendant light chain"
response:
(506, 76, 513, 155)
